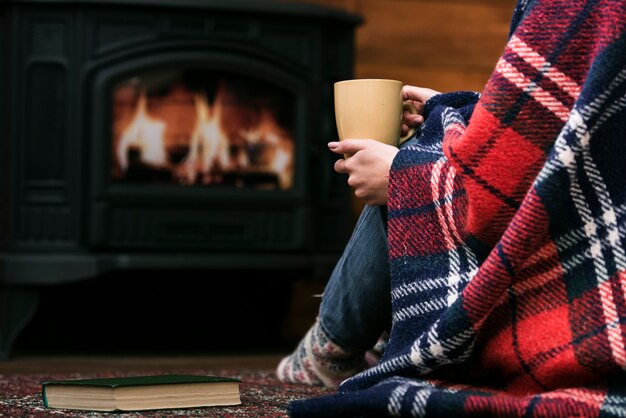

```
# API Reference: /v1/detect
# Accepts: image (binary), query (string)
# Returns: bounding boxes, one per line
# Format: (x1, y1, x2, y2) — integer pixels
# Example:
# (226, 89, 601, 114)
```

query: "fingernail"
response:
(328, 141, 339, 148)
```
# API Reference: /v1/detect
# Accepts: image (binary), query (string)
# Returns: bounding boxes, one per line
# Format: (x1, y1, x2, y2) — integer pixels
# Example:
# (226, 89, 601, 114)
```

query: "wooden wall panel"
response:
(295, 0, 517, 92)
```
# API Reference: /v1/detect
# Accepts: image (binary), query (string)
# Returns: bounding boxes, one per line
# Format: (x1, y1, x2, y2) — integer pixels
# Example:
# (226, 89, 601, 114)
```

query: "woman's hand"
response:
(328, 86, 440, 205)
(328, 139, 399, 206)
(401, 85, 440, 137)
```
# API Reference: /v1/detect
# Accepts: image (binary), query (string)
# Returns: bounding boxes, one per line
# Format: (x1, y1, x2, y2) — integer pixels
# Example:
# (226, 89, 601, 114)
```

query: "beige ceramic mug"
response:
(334, 79, 417, 152)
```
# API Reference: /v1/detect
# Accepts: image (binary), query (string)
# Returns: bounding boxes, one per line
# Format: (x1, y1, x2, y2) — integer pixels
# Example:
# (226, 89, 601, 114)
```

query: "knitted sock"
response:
(276, 320, 366, 388)
(364, 331, 389, 367)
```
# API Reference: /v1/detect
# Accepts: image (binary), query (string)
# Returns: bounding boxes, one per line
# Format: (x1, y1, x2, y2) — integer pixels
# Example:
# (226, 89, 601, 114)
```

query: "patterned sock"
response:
(276, 320, 366, 388)
(364, 331, 389, 367)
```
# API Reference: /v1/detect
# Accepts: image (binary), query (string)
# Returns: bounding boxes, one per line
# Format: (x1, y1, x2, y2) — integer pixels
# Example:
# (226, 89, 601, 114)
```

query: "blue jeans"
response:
(318, 204, 392, 352)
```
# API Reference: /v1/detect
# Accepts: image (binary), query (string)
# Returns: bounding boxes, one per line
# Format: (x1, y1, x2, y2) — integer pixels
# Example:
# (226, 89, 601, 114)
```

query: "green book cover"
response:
(42, 374, 242, 409)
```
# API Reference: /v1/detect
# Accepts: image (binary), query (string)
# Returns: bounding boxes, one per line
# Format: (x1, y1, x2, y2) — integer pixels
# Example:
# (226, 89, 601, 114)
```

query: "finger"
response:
(328, 139, 370, 155)
(402, 85, 440, 103)
(334, 158, 348, 174)
(403, 111, 423, 125)
(401, 122, 412, 136)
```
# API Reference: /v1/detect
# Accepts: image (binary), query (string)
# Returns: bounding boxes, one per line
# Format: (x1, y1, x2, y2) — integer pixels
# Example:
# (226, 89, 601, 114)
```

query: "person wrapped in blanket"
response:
(276, 0, 626, 416)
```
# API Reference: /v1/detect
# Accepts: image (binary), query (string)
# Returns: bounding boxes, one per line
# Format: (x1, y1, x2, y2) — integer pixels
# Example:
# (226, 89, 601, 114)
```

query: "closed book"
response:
(42, 374, 241, 412)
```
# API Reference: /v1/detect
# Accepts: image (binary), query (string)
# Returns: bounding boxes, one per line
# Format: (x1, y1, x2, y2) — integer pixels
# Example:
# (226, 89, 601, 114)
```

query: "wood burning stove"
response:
(0, 0, 361, 357)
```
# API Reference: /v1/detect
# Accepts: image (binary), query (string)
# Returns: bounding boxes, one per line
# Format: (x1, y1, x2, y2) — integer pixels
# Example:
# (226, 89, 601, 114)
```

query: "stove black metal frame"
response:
(0, 0, 362, 358)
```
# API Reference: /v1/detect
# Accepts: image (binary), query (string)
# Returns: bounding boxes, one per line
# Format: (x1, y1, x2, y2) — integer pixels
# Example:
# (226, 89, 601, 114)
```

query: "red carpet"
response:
(0, 368, 333, 417)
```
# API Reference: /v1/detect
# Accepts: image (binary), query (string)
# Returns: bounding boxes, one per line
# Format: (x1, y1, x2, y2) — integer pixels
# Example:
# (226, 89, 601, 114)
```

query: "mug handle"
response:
(399, 101, 418, 144)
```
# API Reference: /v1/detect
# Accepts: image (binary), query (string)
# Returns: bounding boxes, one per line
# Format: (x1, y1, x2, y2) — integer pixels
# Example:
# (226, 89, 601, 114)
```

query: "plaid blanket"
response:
(289, 0, 626, 416)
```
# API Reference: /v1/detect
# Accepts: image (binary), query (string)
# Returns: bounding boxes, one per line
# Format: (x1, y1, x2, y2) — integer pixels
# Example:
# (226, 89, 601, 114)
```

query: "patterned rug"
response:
(0, 368, 333, 417)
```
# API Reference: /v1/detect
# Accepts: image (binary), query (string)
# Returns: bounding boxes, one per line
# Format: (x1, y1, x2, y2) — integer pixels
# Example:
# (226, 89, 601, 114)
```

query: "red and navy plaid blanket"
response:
(290, 0, 626, 416)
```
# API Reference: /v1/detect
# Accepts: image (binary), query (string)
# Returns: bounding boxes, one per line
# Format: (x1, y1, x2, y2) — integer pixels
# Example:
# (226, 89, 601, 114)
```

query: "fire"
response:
(116, 91, 167, 173)
(178, 89, 231, 185)
(239, 107, 294, 189)
(112, 76, 294, 190)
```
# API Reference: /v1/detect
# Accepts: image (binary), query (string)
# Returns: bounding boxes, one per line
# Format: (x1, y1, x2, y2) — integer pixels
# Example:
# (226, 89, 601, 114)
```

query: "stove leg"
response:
(0, 286, 40, 360)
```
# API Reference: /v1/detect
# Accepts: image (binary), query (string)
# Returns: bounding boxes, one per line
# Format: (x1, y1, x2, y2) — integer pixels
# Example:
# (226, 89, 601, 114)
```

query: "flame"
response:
(113, 77, 294, 190)
(239, 108, 294, 189)
(116, 91, 167, 173)
(179, 86, 231, 185)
